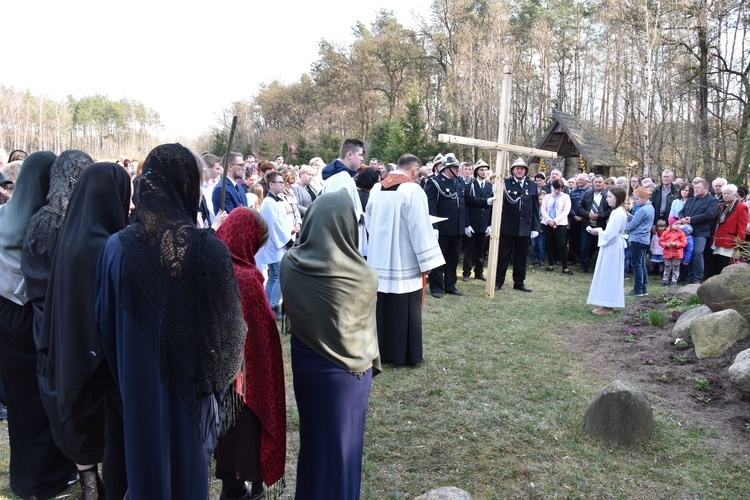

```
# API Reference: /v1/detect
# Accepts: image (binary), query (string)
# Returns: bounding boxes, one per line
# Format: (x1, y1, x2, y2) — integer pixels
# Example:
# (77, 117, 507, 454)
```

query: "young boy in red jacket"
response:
(659, 216, 688, 286)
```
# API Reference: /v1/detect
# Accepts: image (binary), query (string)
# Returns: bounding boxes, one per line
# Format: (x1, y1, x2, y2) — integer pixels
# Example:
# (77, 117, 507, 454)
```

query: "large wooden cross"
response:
(438, 66, 557, 298)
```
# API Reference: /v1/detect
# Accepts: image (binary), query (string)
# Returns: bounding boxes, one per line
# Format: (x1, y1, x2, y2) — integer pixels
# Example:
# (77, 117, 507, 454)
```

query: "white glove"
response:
(492, 184, 498, 194)
(530, 230, 539, 239)
(487, 196, 496, 205)
(465, 226, 475, 237)
(485, 226, 491, 236)
(434, 229, 440, 239)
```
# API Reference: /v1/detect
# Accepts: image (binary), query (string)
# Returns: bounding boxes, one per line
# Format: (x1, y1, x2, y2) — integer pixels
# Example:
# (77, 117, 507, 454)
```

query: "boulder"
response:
(582, 380, 653, 446)
(672, 305, 712, 341)
(416, 487, 472, 500)
(728, 349, 750, 398)
(672, 284, 701, 301)
(697, 264, 750, 320)
(691, 309, 750, 358)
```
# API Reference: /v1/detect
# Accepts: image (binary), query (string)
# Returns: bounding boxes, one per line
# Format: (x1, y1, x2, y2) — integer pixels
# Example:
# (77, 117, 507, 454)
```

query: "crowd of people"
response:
(0, 140, 748, 499)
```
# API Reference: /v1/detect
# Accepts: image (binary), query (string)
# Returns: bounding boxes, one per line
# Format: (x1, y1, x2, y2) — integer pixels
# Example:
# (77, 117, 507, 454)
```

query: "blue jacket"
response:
(212, 178, 248, 213)
(321, 159, 355, 180)
(627, 201, 655, 245)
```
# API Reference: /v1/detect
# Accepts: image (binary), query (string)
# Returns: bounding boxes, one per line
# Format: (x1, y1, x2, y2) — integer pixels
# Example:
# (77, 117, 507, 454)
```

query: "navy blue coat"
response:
(212, 178, 248, 213)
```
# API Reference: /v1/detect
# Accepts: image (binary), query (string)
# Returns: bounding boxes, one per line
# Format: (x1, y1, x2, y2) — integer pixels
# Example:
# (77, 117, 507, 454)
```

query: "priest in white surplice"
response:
(366, 154, 445, 365)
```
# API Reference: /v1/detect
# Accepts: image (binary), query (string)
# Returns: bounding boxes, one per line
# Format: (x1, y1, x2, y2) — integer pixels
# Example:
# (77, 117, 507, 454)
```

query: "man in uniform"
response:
(494, 158, 540, 292)
(424, 153, 466, 298)
(462, 160, 495, 281)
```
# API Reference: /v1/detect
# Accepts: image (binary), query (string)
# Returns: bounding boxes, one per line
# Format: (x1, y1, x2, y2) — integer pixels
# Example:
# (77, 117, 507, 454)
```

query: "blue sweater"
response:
(627, 201, 655, 245)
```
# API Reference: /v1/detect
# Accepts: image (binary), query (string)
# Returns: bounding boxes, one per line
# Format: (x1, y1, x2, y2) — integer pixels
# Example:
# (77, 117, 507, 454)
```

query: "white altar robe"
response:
(587, 206, 628, 308)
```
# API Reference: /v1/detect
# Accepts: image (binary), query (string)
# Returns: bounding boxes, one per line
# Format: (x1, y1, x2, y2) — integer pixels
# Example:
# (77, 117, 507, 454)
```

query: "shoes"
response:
(659, 281, 669, 287)
(0, 403, 6, 421)
(431, 291, 443, 299)
(494, 285, 502, 291)
(581, 267, 589, 273)
(592, 307, 614, 315)
(562, 269, 574, 275)
(220, 482, 265, 500)
(670, 282, 678, 287)
(626, 290, 648, 297)
(79, 468, 104, 500)
(475, 274, 487, 281)
(461, 275, 470, 282)
(545, 267, 555, 272)
(272, 306, 282, 321)
(445, 289, 464, 296)
(513, 284, 532, 292)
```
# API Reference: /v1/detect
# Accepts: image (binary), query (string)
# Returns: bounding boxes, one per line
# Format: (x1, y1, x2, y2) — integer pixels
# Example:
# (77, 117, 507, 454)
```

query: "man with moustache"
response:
(494, 158, 540, 292)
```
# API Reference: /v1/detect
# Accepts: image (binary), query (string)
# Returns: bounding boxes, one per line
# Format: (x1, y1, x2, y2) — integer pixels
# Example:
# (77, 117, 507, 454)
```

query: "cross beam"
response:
(437, 134, 558, 160)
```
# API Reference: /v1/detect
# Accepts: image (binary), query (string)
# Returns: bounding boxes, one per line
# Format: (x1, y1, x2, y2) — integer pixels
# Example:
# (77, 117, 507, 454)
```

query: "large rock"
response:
(582, 380, 653, 446)
(672, 305, 712, 341)
(672, 283, 701, 301)
(416, 487, 472, 499)
(728, 349, 750, 398)
(691, 309, 750, 358)
(697, 264, 750, 319)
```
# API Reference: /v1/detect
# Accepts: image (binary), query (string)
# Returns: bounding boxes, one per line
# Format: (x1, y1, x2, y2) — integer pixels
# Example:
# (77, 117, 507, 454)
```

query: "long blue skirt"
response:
(291, 335, 372, 500)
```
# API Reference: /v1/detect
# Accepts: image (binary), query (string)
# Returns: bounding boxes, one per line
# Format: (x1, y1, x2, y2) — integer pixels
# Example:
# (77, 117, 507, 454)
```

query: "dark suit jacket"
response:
(424, 173, 466, 236)
(464, 178, 494, 233)
(212, 178, 248, 213)
(650, 183, 678, 223)
(500, 177, 540, 237)
(577, 189, 612, 228)
(678, 194, 719, 237)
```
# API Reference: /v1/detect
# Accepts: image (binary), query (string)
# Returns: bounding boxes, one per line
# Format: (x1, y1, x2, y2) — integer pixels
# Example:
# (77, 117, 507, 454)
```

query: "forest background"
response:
(2, 0, 749, 183)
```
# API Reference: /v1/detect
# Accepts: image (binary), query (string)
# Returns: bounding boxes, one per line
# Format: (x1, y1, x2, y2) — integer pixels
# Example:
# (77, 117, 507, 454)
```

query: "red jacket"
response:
(712, 201, 749, 249)
(659, 228, 687, 260)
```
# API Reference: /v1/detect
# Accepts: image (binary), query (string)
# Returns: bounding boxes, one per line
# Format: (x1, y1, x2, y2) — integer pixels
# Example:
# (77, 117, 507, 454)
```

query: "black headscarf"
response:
(118, 143, 246, 397)
(40, 163, 132, 419)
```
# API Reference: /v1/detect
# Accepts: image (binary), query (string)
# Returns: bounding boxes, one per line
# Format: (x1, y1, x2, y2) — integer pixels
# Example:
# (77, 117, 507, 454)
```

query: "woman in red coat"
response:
(710, 183, 749, 276)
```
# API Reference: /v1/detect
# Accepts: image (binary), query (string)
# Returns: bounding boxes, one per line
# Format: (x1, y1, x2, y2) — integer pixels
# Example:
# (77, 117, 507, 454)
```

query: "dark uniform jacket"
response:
(500, 176, 540, 237)
(577, 189, 612, 228)
(424, 173, 466, 236)
(464, 178, 494, 233)
(650, 183, 678, 223)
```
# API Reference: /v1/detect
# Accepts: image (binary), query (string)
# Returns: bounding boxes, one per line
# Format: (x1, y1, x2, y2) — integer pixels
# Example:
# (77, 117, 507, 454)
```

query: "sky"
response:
(2, 0, 431, 142)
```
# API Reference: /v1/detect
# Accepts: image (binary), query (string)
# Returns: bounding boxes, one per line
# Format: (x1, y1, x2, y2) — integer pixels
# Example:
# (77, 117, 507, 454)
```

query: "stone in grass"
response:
(415, 486, 472, 499)
(672, 283, 701, 301)
(672, 305, 712, 341)
(697, 263, 750, 320)
(691, 309, 750, 359)
(728, 348, 750, 398)
(582, 380, 653, 446)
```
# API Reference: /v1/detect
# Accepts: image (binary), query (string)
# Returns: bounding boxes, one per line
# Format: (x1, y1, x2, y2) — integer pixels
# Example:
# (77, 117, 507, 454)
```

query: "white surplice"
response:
(587, 206, 628, 308)
(366, 174, 445, 294)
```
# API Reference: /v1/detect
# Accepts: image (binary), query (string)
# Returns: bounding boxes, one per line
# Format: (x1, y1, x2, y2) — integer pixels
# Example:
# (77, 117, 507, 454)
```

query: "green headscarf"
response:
(281, 189, 380, 375)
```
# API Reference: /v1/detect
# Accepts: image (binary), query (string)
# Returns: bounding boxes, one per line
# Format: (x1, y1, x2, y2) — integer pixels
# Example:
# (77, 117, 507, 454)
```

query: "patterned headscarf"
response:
(23, 150, 92, 258)
(118, 143, 246, 398)
(215, 207, 286, 488)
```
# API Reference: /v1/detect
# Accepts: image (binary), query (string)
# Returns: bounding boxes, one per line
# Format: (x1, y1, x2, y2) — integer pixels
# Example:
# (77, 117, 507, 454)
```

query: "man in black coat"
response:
(424, 153, 466, 298)
(577, 175, 612, 272)
(650, 169, 678, 227)
(494, 158, 540, 292)
(462, 160, 495, 281)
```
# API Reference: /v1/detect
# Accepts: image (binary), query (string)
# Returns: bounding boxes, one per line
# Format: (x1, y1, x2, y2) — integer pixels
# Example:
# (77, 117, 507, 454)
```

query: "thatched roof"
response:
(528, 109, 623, 169)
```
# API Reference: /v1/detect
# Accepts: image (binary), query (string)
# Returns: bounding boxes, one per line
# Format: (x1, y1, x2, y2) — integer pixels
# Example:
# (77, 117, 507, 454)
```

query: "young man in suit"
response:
(212, 151, 248, 213)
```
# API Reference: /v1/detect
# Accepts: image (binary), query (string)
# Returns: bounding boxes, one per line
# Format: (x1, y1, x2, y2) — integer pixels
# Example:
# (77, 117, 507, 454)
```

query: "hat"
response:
(511, 157, 528, 170)
(680, 224, 693, 236)
(668, 216, 679, 226)
(433, 153, 444, 165)
(474, 159, 489, 176)
(442, 153, 459, 170)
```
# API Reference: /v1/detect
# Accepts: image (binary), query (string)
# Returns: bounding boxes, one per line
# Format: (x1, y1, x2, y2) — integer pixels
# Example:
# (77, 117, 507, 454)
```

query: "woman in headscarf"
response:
(280, 189, 380, 500)
(40, 163, 132, 499)
(214, 207, 286, 500)
(95, 143, 246, 498)
(0, 151, 77, 499)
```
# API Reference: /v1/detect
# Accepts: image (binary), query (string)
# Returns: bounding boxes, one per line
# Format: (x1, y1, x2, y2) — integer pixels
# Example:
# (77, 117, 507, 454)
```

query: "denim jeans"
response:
(689, 236, 707, 283)
(530, 233, 546, 263)
(629, 241, 649, 294)
(265, 261, 282, 308)
(623, 245, 631, 277)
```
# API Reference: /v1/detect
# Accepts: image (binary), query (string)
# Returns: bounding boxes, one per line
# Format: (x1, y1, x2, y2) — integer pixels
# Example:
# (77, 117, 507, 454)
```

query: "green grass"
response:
(2, 268, 748, 498)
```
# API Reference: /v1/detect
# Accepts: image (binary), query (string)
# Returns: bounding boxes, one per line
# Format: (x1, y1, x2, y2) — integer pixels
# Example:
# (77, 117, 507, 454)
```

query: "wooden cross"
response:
(438, 66, 557, 298)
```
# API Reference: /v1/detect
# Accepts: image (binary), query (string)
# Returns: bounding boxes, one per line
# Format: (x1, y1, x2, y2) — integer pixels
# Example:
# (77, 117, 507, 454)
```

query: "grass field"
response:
(2, 267, 748, 499)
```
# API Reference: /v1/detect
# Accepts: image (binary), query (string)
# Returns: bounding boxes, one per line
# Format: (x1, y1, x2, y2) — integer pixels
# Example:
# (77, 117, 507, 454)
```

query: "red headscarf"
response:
(216, 207, 286, 487)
